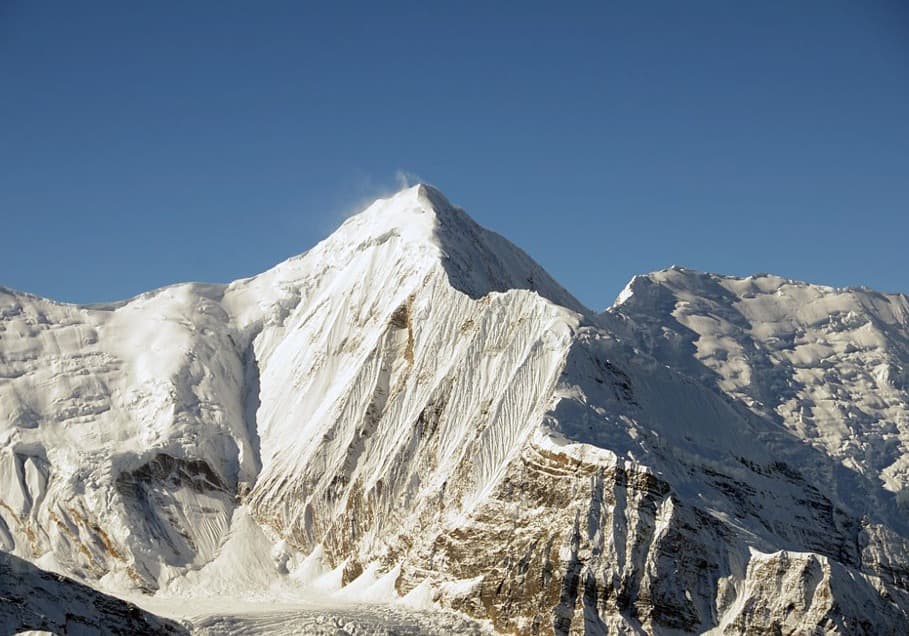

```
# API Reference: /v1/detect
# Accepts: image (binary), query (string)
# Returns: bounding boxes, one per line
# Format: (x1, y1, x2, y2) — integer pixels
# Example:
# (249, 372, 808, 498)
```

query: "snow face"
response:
(1, 185, 908, 634)
(603, 268, 909, 524)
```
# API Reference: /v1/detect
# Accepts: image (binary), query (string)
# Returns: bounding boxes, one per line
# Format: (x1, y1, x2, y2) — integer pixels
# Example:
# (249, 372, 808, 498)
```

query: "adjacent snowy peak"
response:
(604, 266, 909, 525)
(613, 266, 908, 311)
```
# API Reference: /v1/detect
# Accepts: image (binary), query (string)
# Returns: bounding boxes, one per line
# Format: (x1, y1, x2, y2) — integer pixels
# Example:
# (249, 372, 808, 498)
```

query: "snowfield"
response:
(1, 184, 908, 634)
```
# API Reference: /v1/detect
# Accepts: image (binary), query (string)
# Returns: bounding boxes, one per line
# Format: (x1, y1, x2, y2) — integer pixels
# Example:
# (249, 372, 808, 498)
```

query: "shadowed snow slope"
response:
(0, 550, 187, 634)
(1, 186, 908, 634)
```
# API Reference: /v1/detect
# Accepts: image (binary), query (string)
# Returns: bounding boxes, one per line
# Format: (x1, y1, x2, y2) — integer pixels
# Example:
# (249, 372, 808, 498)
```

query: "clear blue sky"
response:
(2, 1, 907, 308)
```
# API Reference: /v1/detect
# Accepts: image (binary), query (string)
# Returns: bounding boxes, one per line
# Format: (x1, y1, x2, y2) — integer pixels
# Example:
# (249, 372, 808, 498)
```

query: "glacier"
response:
(0, 184, 907, 634)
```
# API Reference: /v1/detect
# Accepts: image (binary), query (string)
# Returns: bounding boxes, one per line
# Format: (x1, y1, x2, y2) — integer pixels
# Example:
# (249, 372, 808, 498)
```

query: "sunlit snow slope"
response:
(1, 185, 908, 635)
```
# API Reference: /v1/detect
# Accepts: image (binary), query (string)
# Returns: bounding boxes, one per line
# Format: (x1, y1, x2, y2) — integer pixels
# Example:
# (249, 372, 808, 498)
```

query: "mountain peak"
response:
(341, 183, 472, 244)
(332, 183, 439, 247)
(325, 184, 587, 312)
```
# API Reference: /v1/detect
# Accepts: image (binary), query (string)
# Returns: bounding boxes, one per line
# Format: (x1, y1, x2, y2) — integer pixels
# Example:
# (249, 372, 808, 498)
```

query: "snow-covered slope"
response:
(1, 185, 907, 634)
(608, 267, 909, 504)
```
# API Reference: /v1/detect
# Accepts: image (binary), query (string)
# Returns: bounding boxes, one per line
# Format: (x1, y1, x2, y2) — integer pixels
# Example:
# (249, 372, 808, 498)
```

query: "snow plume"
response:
(394, 169, 422, 189)
(326, 169, 427, 230)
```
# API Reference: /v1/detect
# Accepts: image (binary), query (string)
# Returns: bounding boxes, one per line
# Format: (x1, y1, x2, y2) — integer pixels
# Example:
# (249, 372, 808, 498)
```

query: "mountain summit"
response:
(1, 186, 907, 634)
(305, 184, 585, 309)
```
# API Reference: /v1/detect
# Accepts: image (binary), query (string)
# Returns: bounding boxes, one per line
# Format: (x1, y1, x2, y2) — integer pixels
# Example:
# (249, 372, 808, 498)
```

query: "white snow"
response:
(1, 185, 907, 633)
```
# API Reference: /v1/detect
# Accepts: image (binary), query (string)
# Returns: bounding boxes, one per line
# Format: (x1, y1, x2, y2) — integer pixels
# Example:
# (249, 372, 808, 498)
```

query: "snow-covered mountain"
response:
(1, 185, 907, 634)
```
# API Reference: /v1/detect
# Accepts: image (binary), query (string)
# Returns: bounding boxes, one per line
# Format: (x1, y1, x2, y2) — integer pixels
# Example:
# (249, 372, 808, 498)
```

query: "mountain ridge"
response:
(1, 185, 907, 634)
(7, 186, 905, 315)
